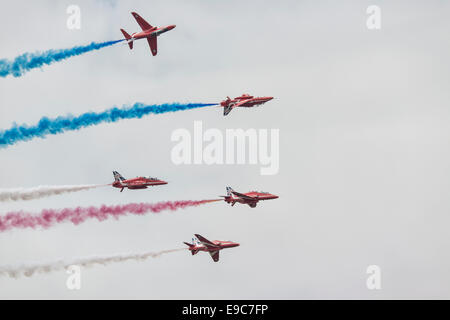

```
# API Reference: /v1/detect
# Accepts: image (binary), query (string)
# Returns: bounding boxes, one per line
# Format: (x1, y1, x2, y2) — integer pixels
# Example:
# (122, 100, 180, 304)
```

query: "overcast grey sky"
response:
(1, 0, 450, 299)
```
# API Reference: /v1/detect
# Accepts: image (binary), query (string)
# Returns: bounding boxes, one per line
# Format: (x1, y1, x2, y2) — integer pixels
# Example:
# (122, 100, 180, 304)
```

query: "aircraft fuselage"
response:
(112, 177, 168, 191)
(192, 240, 240, 253)
(131, 25, 176, 40)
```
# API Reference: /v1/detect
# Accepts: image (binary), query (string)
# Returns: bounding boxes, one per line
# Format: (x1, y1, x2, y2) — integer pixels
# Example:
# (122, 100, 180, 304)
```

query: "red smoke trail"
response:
(0, 200, 220, 233)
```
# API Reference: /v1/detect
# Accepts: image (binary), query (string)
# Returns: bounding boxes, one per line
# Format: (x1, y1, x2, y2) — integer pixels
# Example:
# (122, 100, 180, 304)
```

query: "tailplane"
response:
(183, 240, 199, 255)
(183, 241, 194, 248)
(120, 29, 134, 49)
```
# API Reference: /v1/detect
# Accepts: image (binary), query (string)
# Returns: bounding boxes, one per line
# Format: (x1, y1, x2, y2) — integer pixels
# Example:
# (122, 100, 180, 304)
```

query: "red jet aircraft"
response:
(120, 12, 176, 56)
(183, 234, 239, 262)
(220, 94, 274, 116)
(112, 171, 167, 192)
(221, 187, 278, 208)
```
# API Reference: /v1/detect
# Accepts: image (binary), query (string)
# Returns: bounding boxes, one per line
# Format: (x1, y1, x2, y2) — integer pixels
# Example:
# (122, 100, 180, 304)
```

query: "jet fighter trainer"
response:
(120, 12, 176, 56)
(112, 171, 167, 192)
(183, 234, 239, 262)
(220, 94, 274, 116)
(221, 187, 278, 208)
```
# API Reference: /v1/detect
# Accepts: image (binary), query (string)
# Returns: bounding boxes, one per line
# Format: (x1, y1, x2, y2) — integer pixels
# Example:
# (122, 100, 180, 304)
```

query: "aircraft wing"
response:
(232, 191, 257, 200)
(195, 234, 219, 248)
(209, 250, 220, 262)
(147, 37, 158, 56)
(131, 12, 153, 30)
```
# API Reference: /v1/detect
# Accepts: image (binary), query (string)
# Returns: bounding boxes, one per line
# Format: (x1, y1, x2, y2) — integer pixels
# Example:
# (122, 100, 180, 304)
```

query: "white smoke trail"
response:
(0, 184, 106, 202)
(0, 248, 186, 278)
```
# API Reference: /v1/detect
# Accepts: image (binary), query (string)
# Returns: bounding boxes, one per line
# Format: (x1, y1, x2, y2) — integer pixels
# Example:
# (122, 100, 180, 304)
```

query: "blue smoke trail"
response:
(0, 103, 216, 148)
(0, 40, 123, 78)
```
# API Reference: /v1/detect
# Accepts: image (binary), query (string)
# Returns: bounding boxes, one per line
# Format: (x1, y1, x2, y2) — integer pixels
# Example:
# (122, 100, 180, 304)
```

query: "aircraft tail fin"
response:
(220, 97, 234, 116)
(223, 105, 233, 116)
(113, 171, 126, 182)
(218, 186, 235, 203)
(120, 29, 133, 49)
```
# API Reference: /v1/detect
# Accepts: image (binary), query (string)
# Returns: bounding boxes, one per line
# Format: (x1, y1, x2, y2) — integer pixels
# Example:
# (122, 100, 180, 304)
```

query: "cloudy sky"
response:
(0, 0, 449, 299)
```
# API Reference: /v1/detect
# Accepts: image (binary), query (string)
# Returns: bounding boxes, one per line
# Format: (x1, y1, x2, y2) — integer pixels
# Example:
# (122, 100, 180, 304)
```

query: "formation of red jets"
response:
(110, 172, 278, 262)
(120, 12, 274, 117)
(117, 12, 279, 262)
